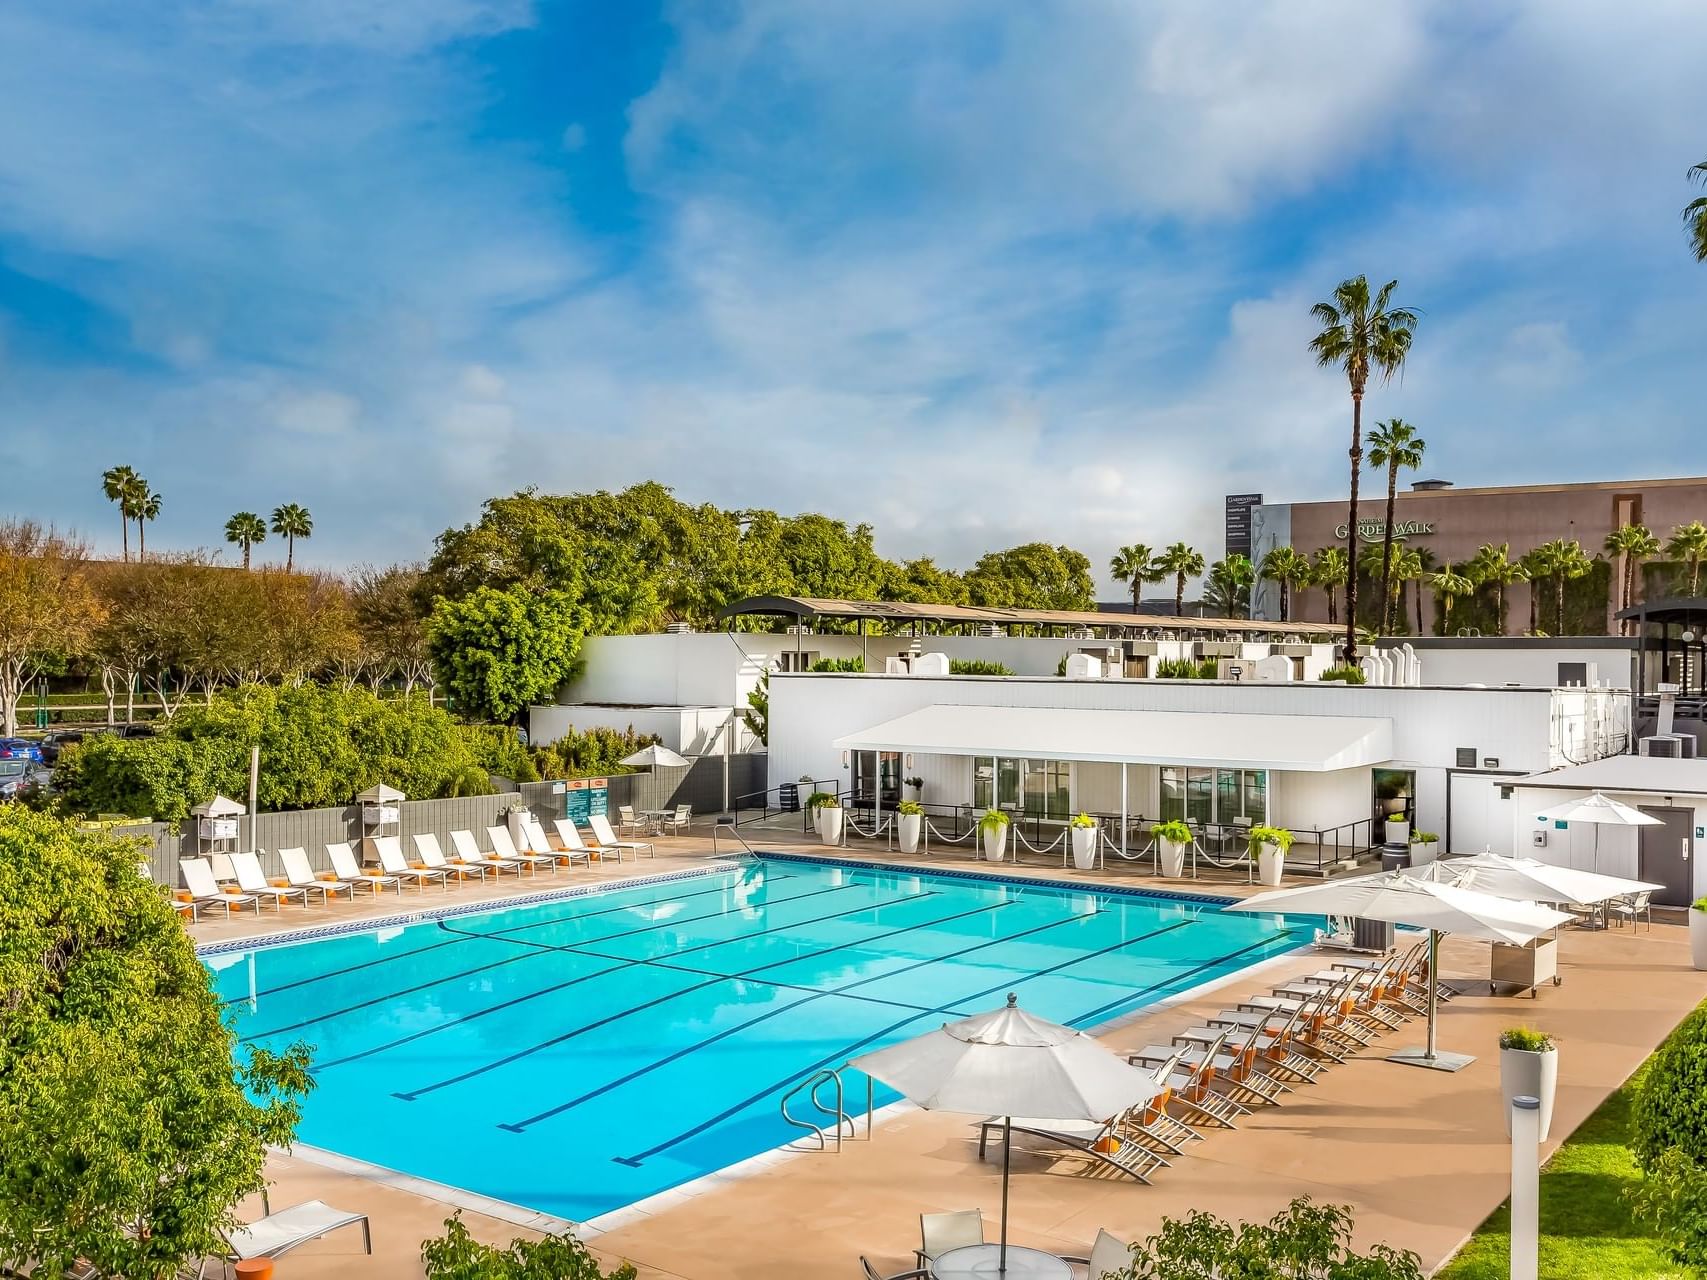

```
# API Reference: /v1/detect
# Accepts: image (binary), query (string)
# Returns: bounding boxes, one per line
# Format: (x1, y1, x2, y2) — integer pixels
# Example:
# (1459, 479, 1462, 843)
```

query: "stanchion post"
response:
(1511, 1094, 1540, 1280)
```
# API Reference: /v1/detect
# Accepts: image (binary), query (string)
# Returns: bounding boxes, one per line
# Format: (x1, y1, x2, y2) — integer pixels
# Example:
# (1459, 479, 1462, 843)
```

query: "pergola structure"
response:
(1616, 596, 1707, 695)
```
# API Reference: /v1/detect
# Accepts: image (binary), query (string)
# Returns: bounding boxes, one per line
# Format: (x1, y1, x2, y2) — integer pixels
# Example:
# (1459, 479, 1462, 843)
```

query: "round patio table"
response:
(930, 1244, 1072, 1279)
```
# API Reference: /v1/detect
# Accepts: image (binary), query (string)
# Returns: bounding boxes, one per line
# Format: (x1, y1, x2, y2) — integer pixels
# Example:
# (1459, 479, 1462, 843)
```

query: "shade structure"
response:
(1531, 791, 1662, 874)
(191, 794, 247, 818)
(850, 994, 1159, 1274)
(355, 782, 406, 804)
(1415, 852, 1662, 906)
(618, 744, 691, 769)
(1228, 871, 1573, 1071)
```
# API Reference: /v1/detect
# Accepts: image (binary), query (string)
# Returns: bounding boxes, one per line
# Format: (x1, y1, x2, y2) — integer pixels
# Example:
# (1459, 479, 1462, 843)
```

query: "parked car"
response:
(0, 759, 50, 801)
(0, 738, 44, 763)
(39, 729, 88, 765)
(118, 723, 156, 739)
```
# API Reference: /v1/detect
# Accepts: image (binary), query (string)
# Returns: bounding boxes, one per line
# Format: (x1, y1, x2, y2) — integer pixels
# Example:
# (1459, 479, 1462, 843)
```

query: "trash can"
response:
(1380, 846, 1412, 873)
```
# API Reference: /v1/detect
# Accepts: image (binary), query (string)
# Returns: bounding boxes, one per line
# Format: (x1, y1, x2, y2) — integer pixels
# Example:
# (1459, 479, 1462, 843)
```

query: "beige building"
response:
(1249, 475, 1707, 635)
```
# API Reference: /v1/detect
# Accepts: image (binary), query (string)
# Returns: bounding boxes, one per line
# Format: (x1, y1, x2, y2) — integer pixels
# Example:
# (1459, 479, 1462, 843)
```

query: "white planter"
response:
(898, 812, 922, 853)
(1499, 1046, 1558, 1141)
(1409, 839, 1438, 867)
(1159, 837, 1187, 878)
(819, 807, 843, 845)
(982, 824, 1009, 862)
(810, 806, 824, 836)
(1071, 825, 1098, 871)
(1384, 819, 1411, 845)
(506, 808, 531, 846)
(1257, 842, 1285, 886)
(1691, 911, 1707, 971)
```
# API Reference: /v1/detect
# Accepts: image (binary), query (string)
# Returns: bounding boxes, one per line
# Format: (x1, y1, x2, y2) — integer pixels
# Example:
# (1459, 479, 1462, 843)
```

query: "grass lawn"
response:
(1436, 1062, 1692, 1279)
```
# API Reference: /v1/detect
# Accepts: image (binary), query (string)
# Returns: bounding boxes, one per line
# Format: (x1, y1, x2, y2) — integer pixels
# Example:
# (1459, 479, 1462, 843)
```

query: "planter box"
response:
(1409, 839, 1438, 867)
(1692, 911, 1707, 971)
(1384, 818, 1411, 845)
(1158, 837, 1187, 878)
(898, 812, 922, 854)
(819, 807, 843, 845)
(982, 825, 1009, 862)
(1257, 842, 1284, 886)
(1070, 825, 1098, 871)
(1500, 1046, 1558, 1141)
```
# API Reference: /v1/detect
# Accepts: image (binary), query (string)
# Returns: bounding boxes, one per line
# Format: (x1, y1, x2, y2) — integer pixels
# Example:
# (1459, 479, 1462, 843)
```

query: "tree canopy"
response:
(427, 586, 589, 723)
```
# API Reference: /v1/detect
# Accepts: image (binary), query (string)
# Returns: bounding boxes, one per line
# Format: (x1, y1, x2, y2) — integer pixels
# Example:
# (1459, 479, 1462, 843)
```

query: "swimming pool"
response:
(208, 856, 1313, 1223)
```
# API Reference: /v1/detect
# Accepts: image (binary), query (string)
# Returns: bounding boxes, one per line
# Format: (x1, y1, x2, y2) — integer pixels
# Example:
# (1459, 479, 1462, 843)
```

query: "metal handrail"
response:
(779, 1068, 873, 1152)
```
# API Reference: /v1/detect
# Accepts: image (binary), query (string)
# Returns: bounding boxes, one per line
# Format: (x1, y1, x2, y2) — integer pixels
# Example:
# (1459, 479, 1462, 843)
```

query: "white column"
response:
(1120, 764, 1129, 859)
(1510, 1095, 1541, 1280)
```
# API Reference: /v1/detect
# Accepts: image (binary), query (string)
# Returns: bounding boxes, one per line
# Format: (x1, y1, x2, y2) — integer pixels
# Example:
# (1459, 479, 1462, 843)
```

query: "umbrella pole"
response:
(1389, 927, 1472, 1071)
(1000, 1116, 1012, 1273)
(1426, 928, 1439, 1060)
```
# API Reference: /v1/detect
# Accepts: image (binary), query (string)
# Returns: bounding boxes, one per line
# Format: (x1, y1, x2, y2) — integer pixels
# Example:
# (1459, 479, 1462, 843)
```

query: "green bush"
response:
(978, 809, 1010, 836)
(896, 800, 924, 816)
(1151, 820, 1193, 845)
(1499, 1027, 1554, 1052)
(804, 791, 835, 811)
(1069, 812, 1097, 829)
(464, 724, 539, 783)
(1248, 825, 1295, 856)
(421, 1213, 635, 1280)
(1629, 1146, 1707, 1269)
(1106, 1196, 1422, 1280)
(530, 726, 660, 780)
(1318, 664, 1368, 684)
(808, 656, 865, 673)
(948, 659, 1014, 676)
(1633, 1001, 1707, 1171)
(1157, 657, 1220, 679)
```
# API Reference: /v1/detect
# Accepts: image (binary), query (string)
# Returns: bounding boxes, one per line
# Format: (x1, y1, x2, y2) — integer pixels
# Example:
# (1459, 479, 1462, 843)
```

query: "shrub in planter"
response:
(1068, 812, 1098, 870)
(1248, 825, 1294, 886)
(948, 659, 1014, 676)
(1318, 664, 1368, 684)
(816, 794, 843, 844)
(805, 790, 835, 835)
(979, 809, 1010, 862)
(896, 799, 924, 852)
(1497, 1026, 1557, 1140)
(1151, 819, 1193, 877)
(1408, 830, 1439, 866)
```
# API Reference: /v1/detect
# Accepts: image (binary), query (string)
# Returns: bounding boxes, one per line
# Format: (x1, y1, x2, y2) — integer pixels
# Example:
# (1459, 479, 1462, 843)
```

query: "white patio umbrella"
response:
(1531, 792, 1661, 874)
(849, 994, 1159, 1274)
(1227, 871, 1573, 1071)
(1415, 851, 1662, 907)
(617, 744, 691, 769)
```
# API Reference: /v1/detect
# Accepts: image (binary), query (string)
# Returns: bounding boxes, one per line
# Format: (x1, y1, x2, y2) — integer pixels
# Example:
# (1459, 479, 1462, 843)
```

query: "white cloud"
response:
(271, 389, 361, 437)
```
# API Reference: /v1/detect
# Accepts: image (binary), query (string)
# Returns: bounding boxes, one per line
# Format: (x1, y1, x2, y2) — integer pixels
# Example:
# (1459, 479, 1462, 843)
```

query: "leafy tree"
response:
(1366, 419, 1426, 633)
(0, 809, 313, 1279)
(1426, 561, 1475, 634)
(1107, 1196, 1422, 1280)
(269, 503, 313, 571)
(745, 672, 769, 746)
(1109, 544, 1165, 611)
(1529, 538, 1595, 635)
(350, 563, 434, 693)
(1686, 158, 1707, 263)
(530, 726, 661, 780)
(1604, 525, 1661, 633)
(1203, 554, 1255, 618)
(1156, 542, 1206, 617)
(1467, 542, 1529, 636)
(883, 556, 969, 606)
(224, 512, 267, 569)
(1309, 276, 1419, 662)
(1666, 520, 1707, 596)
(1311, 547, 1349, 626)
(421, 1213, 635, 1280)
(964, 543, 1095, 612)
(428, 585, 587, 723)
(101, 464, 144, 562)
(1259, 547, 1312, 622)
(0, 522, 104, 736)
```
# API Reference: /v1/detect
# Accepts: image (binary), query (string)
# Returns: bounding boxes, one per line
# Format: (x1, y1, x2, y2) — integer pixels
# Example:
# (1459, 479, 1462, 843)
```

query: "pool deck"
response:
(186, 829, 1704, 1279)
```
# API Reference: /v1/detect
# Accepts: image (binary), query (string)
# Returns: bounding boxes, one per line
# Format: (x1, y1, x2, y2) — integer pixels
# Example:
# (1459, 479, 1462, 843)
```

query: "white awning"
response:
(832, 704, 1392, 772)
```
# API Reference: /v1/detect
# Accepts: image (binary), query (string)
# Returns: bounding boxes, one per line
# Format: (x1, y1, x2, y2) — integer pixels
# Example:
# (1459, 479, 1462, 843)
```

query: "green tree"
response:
(101, 464, 143, 562)
(1603, 525, 1660, 634)
(350, 563, 434, 693)
(963, 543, 1095, 612)
(428, 585, 587, 723)
(136, 487, 162, 561)
(1156, 542, 1205, 617)
(1109, 544, 1165, 611)
(269, 503, 314, 572)
(1426, 561, 1475, 634)
(0, 809, 313, 1280)
(1530, 538, 1595, 635)
(1311, 547, 1349, 626)
(0, 522, 104, 737)
(1309, 276, 1419, 661)
(1467, 542, 1528, 636)
(744, 672, 768, 746)
(1686, 158, 1707, 263)
(422, 1213, 635, 1280)
(224, 511, 267, 569)
(1666, 520, 1707, 596)
(1519, 546, 1552, 633)
(1204, 554, 1255, 618)
(1366, 418, 1426, 633)
(882, 556, 969, 606)
(1259, 546, 1312, 622)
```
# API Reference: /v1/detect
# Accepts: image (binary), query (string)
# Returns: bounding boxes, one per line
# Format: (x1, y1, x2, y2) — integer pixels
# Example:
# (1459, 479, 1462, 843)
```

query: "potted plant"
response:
(897, 799, 924, 853)
(1498, 1027, 1557, 1141)
(979, 809, 1010, 862)
(1151, 820, 1193, 878)
(1249, 825, 1294, 886)
(1069, 812, 1098, 870)
(1692, 897, 1707, 971)
(805, 790, 834, 835)
(1409, 830, 1440, 867)
(904, 776, 924, 803)
(818, 795, 843, 845)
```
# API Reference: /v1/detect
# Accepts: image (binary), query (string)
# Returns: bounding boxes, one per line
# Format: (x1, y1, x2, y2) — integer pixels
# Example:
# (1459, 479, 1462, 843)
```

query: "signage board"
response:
(1334, 518, 1437, 542)
(1224, 493, 1263, 557)
(563, 777, 610, 824)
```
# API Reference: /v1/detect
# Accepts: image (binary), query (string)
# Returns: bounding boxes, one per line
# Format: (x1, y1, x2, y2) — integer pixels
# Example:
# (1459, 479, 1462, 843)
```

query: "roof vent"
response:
(664, 622, 694, 634)
(1411, 479, 1453, 491)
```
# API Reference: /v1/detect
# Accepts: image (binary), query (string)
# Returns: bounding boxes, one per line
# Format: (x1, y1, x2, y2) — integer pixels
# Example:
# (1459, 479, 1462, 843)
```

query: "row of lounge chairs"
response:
(162, 814, 656, 919)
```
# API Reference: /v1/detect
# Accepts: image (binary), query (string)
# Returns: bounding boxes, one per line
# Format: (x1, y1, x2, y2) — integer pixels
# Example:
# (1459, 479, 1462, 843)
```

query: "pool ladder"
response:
(779, 1069, 873, 1152)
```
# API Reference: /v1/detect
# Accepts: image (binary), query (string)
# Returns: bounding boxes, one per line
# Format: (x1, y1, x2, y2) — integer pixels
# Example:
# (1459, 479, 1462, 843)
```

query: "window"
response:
(975, 756, 1069, 819)
(1023, 759, 1071, 820)
(1161, 766, 1267, 826)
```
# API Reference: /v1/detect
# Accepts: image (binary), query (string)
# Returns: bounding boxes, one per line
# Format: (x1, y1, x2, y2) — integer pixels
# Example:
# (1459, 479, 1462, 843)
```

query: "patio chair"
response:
(546, 817, 596, 867)
(859, 1259, 930, 1280)
(144, 859, 199, 922)
(375, 834, 450, 891)
(1607, 891, 1653, 932)
(1133, 1022, 1284, 1111)
(1062, 1228, 1133, 1280)
(590, 812, 654, 858)
(179, 857, 260, 917)
(660, 805, 692, 835)
(451, 828, 522, 877)
(230, 851, 307, 911)
(916, 1210, 984, 1270)
(414, 832, 487, 882)
(327, 841, 401, 895)
(491, 822, 557, 876)
(618, 804, 647, 838)
(198, 1196, 370, 1279)
(278, 847, 353, 901)
(1170, 1006, 1304, 1095)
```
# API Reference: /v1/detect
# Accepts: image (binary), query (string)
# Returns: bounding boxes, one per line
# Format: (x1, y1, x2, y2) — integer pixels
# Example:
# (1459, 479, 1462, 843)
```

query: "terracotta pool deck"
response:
(187, 830, 1703, 1279)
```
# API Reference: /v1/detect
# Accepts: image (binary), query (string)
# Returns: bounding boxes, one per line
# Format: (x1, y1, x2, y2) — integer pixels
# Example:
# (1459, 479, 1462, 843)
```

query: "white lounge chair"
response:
(554, 817, 615, 863)
(451, 828, 521, 878)
(143, 859, 198, 921)
(328, 841, 400, 895)
(377, 834, 449, 891)
(521, 816, 573, 871)
(200, 1197, 370, 1279)
(230, 851, 307, 911)
(487, 824, 554, 876)
(278, 847, 352, 901)
(179, 857, 260, 917)
(590, 812, 653, 858)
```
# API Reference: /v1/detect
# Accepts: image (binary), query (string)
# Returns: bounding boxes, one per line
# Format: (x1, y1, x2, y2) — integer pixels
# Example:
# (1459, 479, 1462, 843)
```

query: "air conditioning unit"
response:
(664, 622, 694, 634)
(1640, 734, 1697, 758)
(977, 624, 1001, 638)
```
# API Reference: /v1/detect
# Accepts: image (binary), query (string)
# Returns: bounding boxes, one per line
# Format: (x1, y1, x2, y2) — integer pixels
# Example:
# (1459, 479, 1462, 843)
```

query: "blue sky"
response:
(2, 0, 1704, 590)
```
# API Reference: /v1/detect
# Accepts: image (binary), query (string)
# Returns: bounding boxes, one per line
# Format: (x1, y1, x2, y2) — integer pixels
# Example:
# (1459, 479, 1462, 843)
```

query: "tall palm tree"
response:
(1311, 547, 1348, 626)
(1426, 561, 1475, 635)
(1667, 520, 1707, 596)
(136, 488, 161, 561)
(1604, 524, 1661, 633)
(1467, 542, 1528, 636)
(1309, 276, 1419, 663)
(1204, 555, 1255, 619)
(224, 512, 268, 569)
(1108, 544, 1164, 611)
(1406, 546, 1435, 635)
(101, 465, 142, 561)
(1259, 546, 1312, 622)
(1531, 538, 1594, 635)
(1686, 159, 1707, 262)
(1156, 542, 1205, 617)
(1365, 418, 1426, 633)
(1518, 547, 1551, 633)
(270, 503, 314, 571)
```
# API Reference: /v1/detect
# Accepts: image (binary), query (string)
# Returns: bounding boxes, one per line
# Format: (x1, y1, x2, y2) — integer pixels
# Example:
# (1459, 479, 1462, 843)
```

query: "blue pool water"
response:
(208, 856, 1313, 1222)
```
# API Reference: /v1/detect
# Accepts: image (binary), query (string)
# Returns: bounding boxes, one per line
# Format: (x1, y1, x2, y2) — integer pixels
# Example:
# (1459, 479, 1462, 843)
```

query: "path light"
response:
(1510, 1094, 1540, 1280)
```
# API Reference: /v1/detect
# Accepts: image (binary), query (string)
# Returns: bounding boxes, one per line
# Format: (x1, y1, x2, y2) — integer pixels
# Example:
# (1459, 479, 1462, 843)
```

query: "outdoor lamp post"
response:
(1510, 1094, 1540, 1280)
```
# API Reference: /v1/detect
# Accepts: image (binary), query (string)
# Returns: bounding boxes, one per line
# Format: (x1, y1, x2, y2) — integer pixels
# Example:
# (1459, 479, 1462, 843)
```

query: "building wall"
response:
(529, 703, 760, 755)
(1507, 784, 1707, 900)
(1377, 639, 1637, 690)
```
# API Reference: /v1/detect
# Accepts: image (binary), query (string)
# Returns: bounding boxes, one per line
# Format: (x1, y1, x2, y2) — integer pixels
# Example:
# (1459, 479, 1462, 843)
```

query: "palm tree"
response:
(1108, 544, 1164, 611)
(1467, 543, 1528, 636)
(1156, 542, 1205, 617)
(224, 512, 268, 569)
(101, 465, 142, 561)
(1259, 546, 1312, 622)
(1518, 547, 1551, 633)
(1426, 561, 1475, 635)
(1365, 419, 1426, 633)
(1666, 520, 1707, 596)
(1531, 538, 1594, 635)
(136, 488, 161, 561)
(1406, 546, 1435, 635)
(1357, 543, 1399, 632)
(1604, 524, 1661, 633)
(1686, 159, 1707, 262)
(1204, 555, 1255, 619)
(270, 503, 314, 571)
(1311, 547, 1348, 626)
(1309, 276, 1419, 663)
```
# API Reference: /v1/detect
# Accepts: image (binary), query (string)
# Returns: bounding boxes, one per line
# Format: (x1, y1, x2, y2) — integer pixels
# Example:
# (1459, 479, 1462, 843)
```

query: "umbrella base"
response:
(1387, 1046, 1475, 1072)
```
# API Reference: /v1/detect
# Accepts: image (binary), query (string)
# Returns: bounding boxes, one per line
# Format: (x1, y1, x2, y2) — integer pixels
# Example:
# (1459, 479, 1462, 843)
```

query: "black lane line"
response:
(222, 870, 799, 1007)
(391, 889, 940, 1100)
(238, 880, 855, 1043)
(1066, 927, 1303, 1027)
(314, 891, 974, 1073)
(608, 916, 1196, 1165)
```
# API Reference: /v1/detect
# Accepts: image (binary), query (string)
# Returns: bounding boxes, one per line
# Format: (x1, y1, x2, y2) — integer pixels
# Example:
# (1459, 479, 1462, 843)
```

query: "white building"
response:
(1375, 636, 1638, 691)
